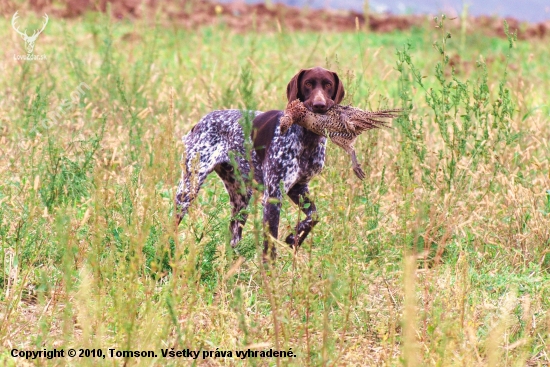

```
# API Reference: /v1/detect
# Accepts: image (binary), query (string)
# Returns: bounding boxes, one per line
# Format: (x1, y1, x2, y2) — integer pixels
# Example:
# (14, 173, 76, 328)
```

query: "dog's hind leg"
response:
(175, 149, 220, 225)
(215, 161, 252, 247)
(175, 172, 209, 225)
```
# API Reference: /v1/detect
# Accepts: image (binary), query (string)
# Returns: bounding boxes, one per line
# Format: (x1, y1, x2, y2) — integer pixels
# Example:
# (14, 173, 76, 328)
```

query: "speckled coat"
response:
(176, 109, 325, 257)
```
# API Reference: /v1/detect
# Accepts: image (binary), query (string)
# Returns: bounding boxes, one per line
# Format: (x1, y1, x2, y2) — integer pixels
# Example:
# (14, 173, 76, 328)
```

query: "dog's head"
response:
(286, 67, 345, 114)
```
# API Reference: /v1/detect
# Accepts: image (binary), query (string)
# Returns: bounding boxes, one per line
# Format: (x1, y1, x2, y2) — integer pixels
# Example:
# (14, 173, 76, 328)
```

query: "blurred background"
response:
(5, 0, 542, 39)
(222, 0, 550, 22)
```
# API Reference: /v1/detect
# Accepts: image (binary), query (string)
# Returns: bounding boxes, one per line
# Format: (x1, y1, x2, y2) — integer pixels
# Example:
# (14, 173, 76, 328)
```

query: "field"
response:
(0, 3, 549, 366)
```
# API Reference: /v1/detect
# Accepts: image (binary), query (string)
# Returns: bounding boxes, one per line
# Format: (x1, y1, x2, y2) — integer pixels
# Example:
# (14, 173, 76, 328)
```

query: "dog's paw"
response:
(285, 234, 297, 247)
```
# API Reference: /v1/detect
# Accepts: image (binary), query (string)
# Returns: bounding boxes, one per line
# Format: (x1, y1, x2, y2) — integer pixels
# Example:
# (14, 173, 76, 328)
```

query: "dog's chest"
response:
(290, 128, 326, 181)
(298, 137, 325, 175)
(264, 123, 327, 193)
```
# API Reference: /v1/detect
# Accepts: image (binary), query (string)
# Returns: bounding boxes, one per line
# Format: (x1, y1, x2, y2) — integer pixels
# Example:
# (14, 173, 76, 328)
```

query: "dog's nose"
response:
(313, 101, 326, 109)
(312, 101, 327, 113)
(311, 90, 328, 112)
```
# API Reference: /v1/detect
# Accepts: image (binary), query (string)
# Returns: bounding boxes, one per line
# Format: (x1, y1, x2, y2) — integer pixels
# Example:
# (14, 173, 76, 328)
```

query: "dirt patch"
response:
(2, 0, 549, 39)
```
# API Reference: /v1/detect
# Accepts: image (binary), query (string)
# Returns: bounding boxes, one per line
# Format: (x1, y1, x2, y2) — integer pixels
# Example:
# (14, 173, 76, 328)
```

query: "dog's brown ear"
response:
(331, 71, 345, 104)
(286, 69, 307, 102)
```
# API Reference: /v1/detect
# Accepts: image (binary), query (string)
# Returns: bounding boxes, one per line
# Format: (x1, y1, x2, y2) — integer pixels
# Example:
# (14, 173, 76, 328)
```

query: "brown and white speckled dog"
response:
(280, 99, 401, 179)
(176, 67, 345, 259)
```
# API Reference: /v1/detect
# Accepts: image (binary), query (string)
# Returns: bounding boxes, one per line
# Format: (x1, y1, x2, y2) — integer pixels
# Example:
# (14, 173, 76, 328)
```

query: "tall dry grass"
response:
(0, 11, 549, 366)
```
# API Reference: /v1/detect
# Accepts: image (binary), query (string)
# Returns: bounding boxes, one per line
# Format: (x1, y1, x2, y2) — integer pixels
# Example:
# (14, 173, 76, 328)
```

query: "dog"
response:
(175, 67, 345, 259)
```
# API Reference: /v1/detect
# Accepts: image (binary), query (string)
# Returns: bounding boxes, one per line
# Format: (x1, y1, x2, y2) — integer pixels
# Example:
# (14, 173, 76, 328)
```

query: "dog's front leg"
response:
(285, 183, 318, 247)
(262, 190, 282, 261)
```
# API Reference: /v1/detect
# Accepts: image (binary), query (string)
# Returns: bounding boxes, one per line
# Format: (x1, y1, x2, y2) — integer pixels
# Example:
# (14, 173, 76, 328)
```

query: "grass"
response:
(0, 10, 549, 366)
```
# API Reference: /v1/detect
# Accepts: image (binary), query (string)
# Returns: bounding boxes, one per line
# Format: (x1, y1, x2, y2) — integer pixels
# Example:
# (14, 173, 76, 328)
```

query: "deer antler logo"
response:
(11, 11, 48, 55)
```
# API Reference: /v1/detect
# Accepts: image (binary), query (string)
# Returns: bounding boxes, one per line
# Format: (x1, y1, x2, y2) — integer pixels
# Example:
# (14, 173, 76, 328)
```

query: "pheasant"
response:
(280, 99, 401, 179)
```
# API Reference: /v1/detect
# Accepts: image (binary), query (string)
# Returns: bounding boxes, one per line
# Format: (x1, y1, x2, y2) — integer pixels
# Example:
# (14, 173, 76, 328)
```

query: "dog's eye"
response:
(305, 82, 312, 88)
(324, 83, 332, 88)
